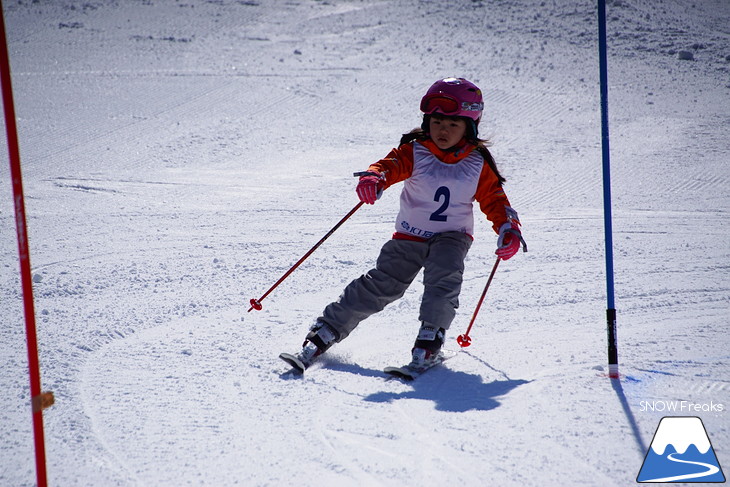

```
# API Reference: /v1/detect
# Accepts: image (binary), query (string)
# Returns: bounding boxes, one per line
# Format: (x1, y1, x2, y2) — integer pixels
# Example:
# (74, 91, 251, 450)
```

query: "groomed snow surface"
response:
(1, 0, 728, 485)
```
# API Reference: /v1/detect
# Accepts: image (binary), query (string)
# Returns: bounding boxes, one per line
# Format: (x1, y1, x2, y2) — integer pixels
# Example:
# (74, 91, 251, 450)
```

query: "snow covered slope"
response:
(1, 0, 728, 485)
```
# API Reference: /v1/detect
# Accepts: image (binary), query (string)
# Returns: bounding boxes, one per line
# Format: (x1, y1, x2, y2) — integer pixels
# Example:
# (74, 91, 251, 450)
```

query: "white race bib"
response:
(395, 143, 483, 238)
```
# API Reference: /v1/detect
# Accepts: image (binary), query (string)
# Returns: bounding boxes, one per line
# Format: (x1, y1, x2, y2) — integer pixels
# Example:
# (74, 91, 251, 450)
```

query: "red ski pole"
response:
(0, 5, 53, 486)
(248, 201, 365, 312)
(457, 257, 500, 348)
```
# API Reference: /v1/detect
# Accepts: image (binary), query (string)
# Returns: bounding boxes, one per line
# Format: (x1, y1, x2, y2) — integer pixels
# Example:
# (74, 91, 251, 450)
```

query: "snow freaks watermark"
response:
(637, 416, 726, 483)
(639, 400, 725, 413)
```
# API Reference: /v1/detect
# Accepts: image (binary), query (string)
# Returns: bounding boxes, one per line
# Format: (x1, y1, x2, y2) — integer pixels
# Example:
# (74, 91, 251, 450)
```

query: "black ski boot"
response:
(410, 323, 446, 369)
(280, 321, 338, 373)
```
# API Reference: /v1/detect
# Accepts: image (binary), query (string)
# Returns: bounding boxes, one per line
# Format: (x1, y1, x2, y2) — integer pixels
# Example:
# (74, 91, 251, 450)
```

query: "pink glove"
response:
(356, 172, 384, 204)
(495, 222, 524, 260)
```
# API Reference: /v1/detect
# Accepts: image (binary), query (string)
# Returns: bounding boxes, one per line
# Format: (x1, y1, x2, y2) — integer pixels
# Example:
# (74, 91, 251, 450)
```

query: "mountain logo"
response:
(637, 416, 726, 483)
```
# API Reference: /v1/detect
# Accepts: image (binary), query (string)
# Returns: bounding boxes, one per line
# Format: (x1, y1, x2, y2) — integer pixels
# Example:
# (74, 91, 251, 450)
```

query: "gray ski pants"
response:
(318, 231, 472, 341)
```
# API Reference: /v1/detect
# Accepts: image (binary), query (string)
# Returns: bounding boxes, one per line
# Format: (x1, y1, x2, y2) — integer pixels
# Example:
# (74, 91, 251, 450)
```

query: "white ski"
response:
(279, 352, 307, 374)
(384, 350, 456, 381)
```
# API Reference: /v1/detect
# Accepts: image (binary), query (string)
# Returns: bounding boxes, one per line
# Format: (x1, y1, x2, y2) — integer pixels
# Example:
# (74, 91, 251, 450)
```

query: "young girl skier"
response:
(281, 77, 525, 373)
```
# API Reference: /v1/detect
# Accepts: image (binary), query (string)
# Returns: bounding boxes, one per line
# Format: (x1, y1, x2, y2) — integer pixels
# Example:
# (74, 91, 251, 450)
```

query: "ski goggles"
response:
(420, 94, 483, 117)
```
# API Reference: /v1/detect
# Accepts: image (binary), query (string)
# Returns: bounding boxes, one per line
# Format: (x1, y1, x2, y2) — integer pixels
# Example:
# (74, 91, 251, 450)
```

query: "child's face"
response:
(429, 116, 467, 150)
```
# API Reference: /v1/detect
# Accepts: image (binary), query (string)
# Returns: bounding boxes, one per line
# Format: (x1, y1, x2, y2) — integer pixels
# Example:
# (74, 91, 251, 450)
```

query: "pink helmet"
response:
(420, 77, 483, 123)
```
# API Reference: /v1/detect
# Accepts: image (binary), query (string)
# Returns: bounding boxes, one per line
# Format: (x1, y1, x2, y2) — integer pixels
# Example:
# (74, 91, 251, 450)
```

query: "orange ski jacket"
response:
(366, 138, 516, 235)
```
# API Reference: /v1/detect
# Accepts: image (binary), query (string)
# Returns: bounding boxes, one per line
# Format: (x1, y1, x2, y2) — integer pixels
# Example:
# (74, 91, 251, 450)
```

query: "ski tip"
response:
(384, 367, 417, 381)
(441, 349, 458, 359)
(279, 352, 306, 374)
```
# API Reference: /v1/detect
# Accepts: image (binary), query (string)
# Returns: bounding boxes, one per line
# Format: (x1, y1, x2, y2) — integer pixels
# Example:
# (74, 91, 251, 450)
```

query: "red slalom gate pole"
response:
(248, 201, 365, 312)
(457, 257, 500, 348)
(0, 3, 54, 487)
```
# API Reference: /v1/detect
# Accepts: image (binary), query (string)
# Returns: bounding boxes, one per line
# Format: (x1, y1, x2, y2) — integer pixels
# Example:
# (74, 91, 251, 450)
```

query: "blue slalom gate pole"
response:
(598, 0, 619, 379)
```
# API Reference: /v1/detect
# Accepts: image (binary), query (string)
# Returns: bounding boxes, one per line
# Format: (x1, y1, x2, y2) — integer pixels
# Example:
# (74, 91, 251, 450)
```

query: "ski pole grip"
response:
(504, 227, 528, 253)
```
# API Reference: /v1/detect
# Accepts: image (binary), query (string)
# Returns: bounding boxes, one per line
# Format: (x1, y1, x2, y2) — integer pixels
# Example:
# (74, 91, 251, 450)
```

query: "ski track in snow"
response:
(1, 0, 728, 486)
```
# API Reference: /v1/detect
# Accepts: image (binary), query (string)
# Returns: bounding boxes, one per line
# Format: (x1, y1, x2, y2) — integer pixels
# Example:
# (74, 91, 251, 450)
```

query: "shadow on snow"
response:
(278, 355, 530, 413)
(363, 366, 531, 413)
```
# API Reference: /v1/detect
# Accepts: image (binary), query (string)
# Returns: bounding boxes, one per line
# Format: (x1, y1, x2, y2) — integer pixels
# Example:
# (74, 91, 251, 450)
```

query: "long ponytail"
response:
(476, 144, 506, 186)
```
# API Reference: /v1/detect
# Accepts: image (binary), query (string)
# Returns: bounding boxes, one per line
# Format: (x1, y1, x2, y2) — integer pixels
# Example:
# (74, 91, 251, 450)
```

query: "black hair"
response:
(399, 115, 506, 186)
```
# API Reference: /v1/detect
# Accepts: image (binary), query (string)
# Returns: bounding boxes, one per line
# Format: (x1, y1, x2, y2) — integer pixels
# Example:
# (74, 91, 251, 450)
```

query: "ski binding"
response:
(384, 349, 456, 381)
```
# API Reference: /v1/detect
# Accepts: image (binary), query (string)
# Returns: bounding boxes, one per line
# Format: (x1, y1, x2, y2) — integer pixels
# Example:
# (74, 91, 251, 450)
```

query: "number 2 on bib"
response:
(429, 186, 450, 222)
